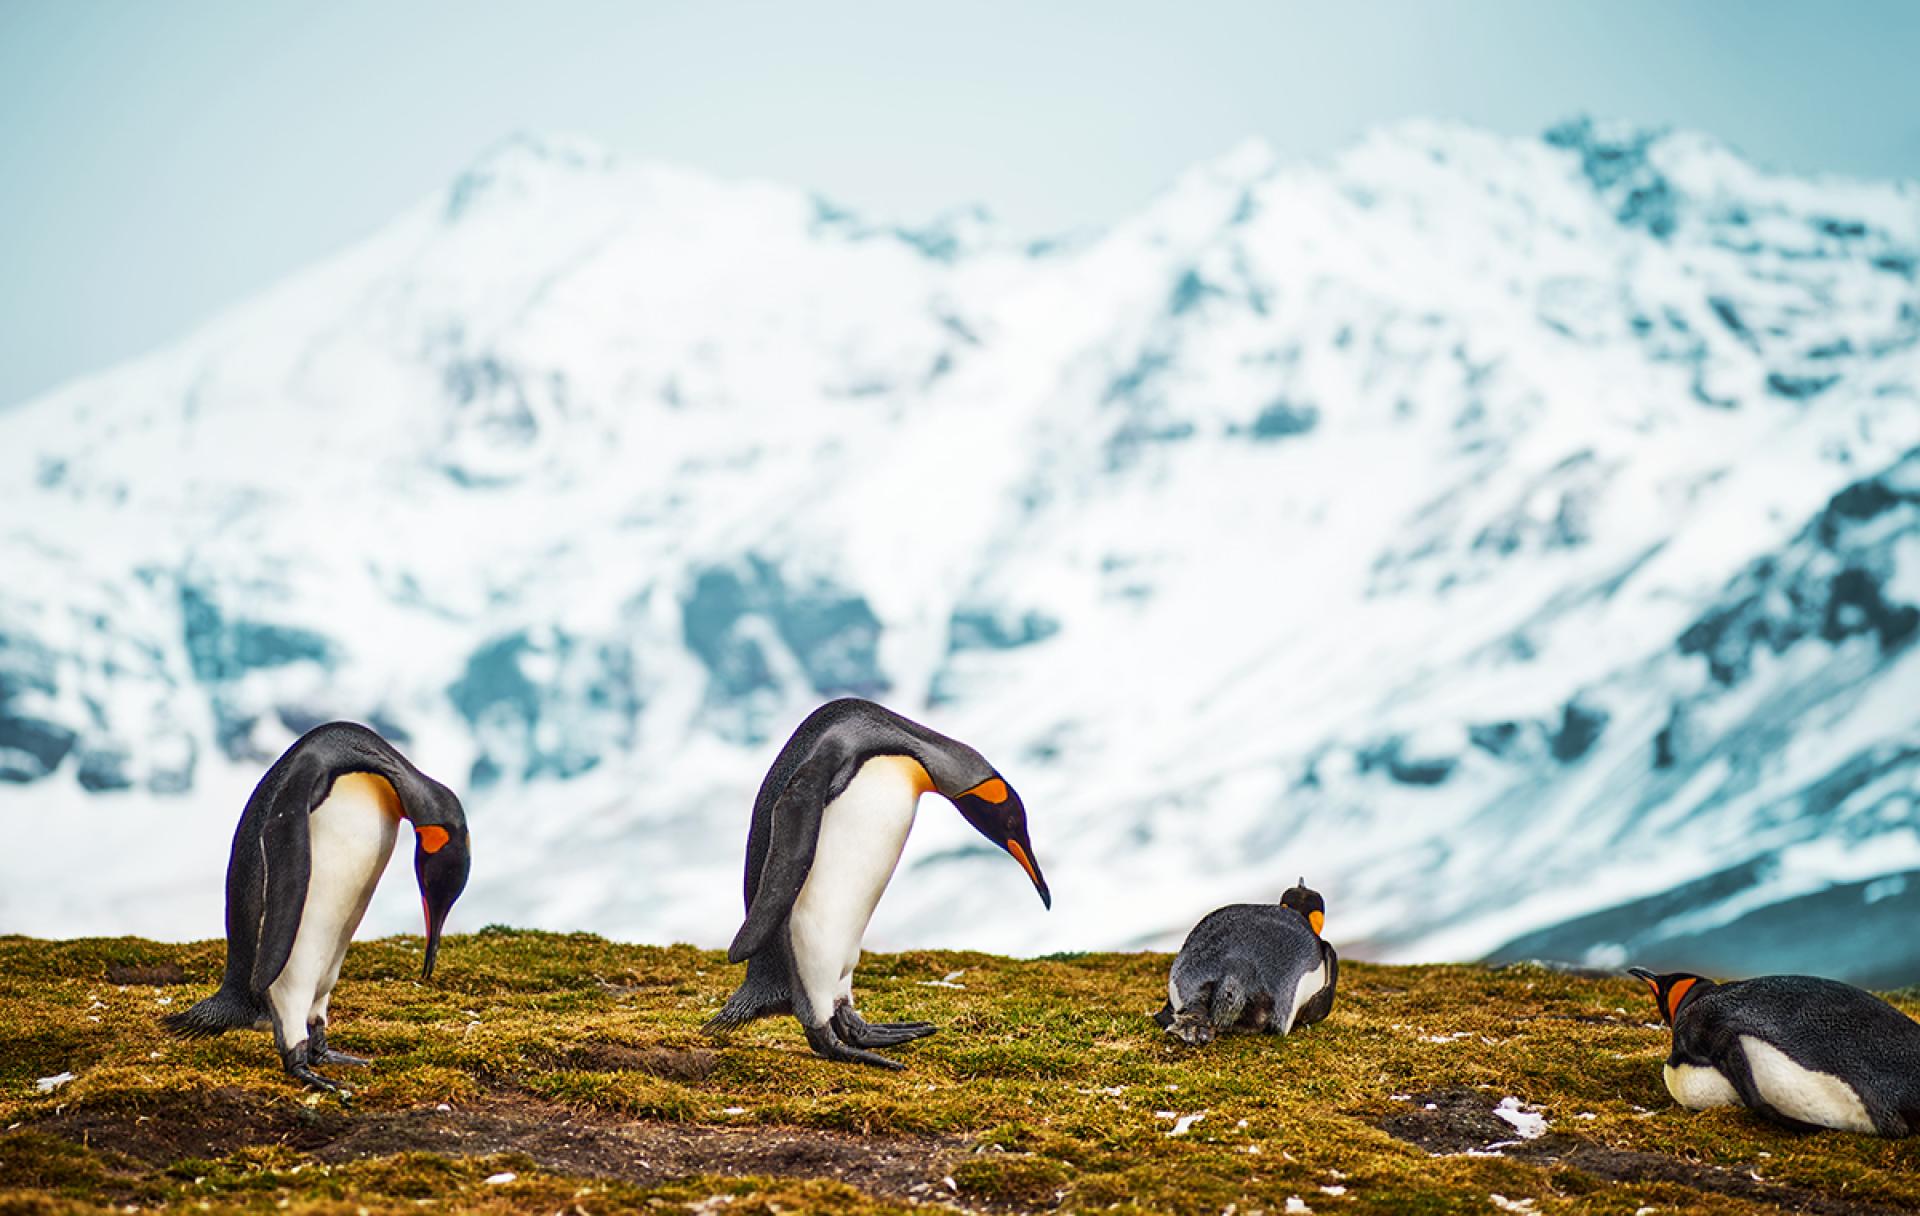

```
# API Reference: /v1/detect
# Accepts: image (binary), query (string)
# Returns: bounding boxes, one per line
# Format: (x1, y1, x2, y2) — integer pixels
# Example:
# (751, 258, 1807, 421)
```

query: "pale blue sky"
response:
(2, 1, 1917, 408)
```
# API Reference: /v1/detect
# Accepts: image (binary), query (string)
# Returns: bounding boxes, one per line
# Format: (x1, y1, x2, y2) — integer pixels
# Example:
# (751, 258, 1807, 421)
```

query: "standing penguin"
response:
(1153, 879, 1337, 1046)
(163, 722, 471, 1091)
(1629, 967, 1920, 1137)
(704, 698, 1050, 1068)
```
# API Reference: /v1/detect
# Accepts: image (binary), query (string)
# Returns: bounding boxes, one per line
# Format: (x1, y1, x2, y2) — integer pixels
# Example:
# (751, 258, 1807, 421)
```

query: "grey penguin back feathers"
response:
(1159, 879, 1339, 1043)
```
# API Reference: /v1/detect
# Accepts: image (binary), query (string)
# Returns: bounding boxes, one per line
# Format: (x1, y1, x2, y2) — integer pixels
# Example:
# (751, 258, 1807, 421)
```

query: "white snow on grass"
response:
(1493, 1097, 1549, 1140)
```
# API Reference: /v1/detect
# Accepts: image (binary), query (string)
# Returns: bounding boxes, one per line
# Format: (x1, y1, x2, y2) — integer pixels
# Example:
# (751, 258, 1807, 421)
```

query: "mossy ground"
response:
(1, 931, 1915, 1214)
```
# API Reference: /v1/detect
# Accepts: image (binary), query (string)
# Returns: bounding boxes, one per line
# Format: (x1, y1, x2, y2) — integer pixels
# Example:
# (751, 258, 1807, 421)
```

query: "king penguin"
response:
(1153, 878, 1338, 1045)
(704, 698, 1051, 1068)
(163, 722, 472, 1091)
(1629, 967, 1920, 1137)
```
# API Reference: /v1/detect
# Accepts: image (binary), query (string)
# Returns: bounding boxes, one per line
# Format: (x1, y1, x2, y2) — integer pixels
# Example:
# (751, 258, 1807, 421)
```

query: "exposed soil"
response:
(32, 1088, 966, 1204)
(1375, 1087, 1911, 1216)
(552, 1043, 720, 1081)
(102, 963, 189, 986)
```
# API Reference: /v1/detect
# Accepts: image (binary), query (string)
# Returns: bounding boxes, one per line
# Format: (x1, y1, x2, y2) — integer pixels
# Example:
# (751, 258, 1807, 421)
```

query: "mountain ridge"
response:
(2, 117, 1916, 981)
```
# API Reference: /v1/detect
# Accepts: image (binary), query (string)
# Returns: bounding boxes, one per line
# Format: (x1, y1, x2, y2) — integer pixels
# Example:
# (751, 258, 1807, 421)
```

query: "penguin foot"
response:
(847, 1022, 937, 1048)
(308, 1024, 372, 1067)
(804, 1022, 907, 1070)
(833, 1005, 937, 1048)
(280, 1045, 351, 1095)
(1167, 1011, 1216, 1047)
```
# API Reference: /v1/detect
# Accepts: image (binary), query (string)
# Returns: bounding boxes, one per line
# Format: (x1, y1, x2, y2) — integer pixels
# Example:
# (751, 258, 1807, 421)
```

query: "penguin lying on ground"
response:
(1629, 967, 1920, 1137)
(1154, 878, 1337, 1045)
(163, 722, 471, 1091)
(704, 698, 1050, 1069)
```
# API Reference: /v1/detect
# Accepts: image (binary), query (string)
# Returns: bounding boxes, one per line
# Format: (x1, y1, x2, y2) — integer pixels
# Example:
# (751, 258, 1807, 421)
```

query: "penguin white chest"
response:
(266, 772, 401, 1033)
(1664, 1061, 1740, 1110)
(1738, 1035, 1877, 1133)
(788, 755, 926, 1005)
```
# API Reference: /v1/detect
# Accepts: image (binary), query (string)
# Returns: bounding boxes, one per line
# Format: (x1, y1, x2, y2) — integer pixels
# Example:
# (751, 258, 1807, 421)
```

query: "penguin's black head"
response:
(950, 775, 1051, 910)
(409, 784, 471, 982)
(1626, 967, 1712, 1026)
(1279, 877, 1326, 936)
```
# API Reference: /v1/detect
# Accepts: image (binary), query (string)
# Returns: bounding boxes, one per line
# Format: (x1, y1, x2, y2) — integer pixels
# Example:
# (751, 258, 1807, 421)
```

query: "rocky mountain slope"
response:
(2, 118, 1916, 980)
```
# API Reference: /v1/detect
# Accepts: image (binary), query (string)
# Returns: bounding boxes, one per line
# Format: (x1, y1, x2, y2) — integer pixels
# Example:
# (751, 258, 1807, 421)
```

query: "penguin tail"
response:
(702, 957, 792, 1036)
(701, 983, 781, 1036)
(161, 986, 260, 1039)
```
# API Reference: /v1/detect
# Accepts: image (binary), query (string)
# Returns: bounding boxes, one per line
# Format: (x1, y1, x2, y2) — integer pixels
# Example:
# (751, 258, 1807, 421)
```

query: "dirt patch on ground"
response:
(32, 1090, 964, 1203)
(1374, 1088, 1908, 1216)
(102, 963, 189, 986)
(1376, 1087, 1523, 1155)
(556, 1044, 719, 1081)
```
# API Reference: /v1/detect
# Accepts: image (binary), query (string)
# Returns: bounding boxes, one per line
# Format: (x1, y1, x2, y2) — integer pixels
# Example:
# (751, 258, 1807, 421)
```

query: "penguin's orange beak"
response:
(1005, 837, 1051, 909)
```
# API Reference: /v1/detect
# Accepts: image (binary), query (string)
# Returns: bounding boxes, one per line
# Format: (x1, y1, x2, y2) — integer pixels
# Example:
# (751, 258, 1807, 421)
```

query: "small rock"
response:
(35, 1073, 75, 1093)
(484, 1172, 516, 1186)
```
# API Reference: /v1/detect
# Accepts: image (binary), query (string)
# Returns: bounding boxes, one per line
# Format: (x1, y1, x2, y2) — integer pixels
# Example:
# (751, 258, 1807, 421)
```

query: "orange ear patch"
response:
(1308, 910, 1325, 936)
(1666, 977, 1697, 1021)
(965, 777, 1010, 804)
(416, 825, 451, 854)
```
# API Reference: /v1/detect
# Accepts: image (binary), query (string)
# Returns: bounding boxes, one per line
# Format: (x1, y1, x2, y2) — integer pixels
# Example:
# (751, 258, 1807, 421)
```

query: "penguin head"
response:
(1279, 877, 1326, 936)
(1626, 967, 1713, 1026)
(950, 775, 1052, 909)
(408, 781, 471, 982)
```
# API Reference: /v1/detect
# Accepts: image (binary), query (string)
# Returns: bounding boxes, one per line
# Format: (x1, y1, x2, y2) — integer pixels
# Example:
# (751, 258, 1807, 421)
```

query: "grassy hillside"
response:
(1, 931, 1916, 1214)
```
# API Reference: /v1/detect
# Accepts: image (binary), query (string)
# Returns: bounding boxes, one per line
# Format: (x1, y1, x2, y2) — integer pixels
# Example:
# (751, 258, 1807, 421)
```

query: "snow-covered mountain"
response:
(3, 119, 1917, 983)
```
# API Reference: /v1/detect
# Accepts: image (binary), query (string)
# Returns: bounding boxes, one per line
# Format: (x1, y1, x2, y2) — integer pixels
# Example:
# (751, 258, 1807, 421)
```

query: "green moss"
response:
(0, 934, 1916, 1214)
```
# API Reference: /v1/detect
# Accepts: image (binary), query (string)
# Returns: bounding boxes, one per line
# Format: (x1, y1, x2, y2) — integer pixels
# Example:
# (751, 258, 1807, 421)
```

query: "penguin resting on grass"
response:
(1629, 967, 1920, 1137)
(163, 722, 471, 1092)
(705, 698, 1050, 1069)
(1154, 879, 1336, 1046)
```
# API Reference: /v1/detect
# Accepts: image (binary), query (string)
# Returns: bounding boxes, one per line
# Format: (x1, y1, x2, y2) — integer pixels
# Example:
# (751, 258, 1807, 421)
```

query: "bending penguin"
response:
(1154, 879, 1337, 1046)
(705, 698, 1050, 1068)
(164, 722, 471, 1091)
(1630, 967, 1920, 1137)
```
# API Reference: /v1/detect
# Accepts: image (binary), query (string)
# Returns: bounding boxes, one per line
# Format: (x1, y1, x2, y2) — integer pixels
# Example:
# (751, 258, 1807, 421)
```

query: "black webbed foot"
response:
(805, 1021, 907, 1070)
(832, 1004, 936, 1049)
(308, 1022, 372, 1067)
(280, 1042, 351, 1095)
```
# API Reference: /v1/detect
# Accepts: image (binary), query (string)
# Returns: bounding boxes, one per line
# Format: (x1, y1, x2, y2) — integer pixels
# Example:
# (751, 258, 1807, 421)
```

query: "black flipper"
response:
(1152, 1001, 1176, 1030)
(249, 775, 318, 997)
(726, 745, 847, 964)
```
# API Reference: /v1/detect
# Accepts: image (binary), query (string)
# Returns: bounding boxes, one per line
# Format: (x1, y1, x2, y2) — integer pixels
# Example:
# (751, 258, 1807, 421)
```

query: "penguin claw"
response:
(831, 1008, 937, 1048)
(315, 1050, 372, 1067)
(805, 1023, 908, 1070)
(850, 1025, 936, 1048)
(286, 1064, 350, 1094)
